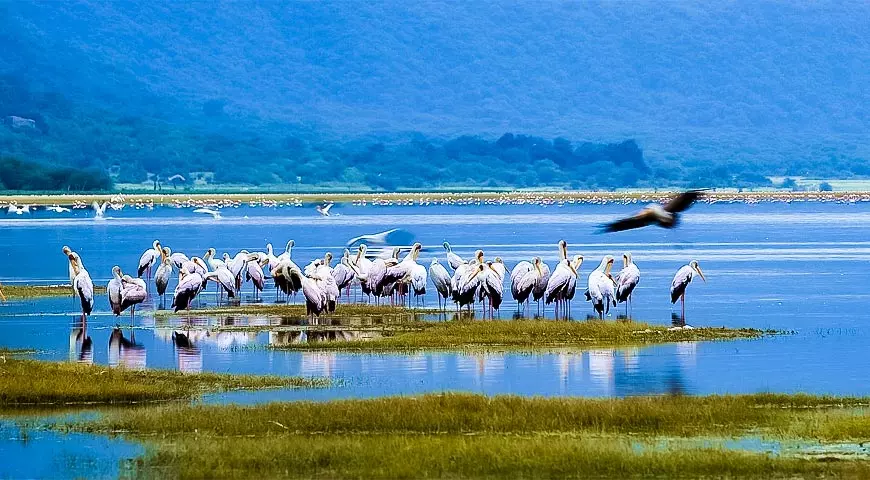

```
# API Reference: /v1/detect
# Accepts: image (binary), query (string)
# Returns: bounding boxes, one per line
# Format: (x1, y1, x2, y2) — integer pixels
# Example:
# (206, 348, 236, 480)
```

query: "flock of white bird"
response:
(61, 239, 707, 322)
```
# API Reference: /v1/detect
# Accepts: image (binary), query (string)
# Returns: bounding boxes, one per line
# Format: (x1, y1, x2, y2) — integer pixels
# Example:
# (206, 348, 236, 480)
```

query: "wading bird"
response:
(600, 190, 705, 233)
(68, 253, 94, 319)
(443, 242, 466, 271)
(138, 240, 162, 278)
(62, 246, 80, 296)
(587, 255, 616, 319)
(615, 252, 641, 316)
(108, 266, 123, 314)
(332, 250, 356, 297)
(671, 260, 706, 319)
(172, 269, 204, 313)
(119, 275, 147, 322)
(428, 258, 451, 309)
(511, 257, 543, 312)
(155, 248, 173, 307)
(546, 255, 583, 317)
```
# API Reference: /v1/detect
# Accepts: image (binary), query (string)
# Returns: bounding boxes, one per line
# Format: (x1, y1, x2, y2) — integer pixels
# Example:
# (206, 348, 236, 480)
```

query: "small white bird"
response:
(7, 204, 32, 215)
(316, 203, 334, 216)
(193, 208, 221, 219)
(46, 205, 70, 213)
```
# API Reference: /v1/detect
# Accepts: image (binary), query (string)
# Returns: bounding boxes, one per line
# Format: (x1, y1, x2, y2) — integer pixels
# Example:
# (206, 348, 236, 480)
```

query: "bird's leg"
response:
(681, 294, 685, 320)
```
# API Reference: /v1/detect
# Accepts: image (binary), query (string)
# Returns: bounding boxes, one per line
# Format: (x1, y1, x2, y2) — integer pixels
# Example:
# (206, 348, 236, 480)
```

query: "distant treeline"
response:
(0, 156, 112, 191)
(0, 72, 867, 192)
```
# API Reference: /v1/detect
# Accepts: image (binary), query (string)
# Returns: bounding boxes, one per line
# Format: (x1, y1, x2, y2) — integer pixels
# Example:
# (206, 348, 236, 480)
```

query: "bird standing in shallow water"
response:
(428, 258, 451, 310)
(586, 255, 616, 320)
(615, 252, 641, 317)
(671, 260, 706, 320)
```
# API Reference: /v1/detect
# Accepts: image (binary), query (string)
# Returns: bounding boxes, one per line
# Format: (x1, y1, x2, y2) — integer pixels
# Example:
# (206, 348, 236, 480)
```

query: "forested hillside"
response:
(1, 1, 869, 191)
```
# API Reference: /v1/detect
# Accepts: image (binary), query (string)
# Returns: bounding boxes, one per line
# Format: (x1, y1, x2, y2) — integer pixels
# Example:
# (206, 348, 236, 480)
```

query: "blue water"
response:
(0, 419, 142, 479)
(2, 201, 870, 400)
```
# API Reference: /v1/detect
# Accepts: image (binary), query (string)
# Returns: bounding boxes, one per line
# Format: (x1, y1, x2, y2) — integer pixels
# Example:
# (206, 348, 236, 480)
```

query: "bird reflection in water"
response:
(69, 316, 93, 364)
(108, 327, 146, 370)
(172, 331, 202, 373)
(269, 328, 383, 346)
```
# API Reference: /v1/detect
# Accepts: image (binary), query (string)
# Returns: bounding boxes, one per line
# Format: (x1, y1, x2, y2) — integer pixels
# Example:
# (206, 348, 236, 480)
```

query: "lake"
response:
(1, 200, 870, 401)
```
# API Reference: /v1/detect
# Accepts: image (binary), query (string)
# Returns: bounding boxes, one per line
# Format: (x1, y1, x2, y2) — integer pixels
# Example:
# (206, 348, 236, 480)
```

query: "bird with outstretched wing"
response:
(600, 190, 706, 233)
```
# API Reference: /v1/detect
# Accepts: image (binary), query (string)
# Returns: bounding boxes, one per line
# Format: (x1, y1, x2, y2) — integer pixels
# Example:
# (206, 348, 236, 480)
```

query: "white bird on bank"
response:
(7, 204, 32, 215)
(671, 260, 706, 319)
(193, 208, 221, 219)
(46, 205, 70, 213)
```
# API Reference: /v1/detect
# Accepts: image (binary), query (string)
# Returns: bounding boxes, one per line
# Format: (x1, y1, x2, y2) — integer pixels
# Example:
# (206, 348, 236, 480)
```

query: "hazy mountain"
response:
(1, 1, 869, 189)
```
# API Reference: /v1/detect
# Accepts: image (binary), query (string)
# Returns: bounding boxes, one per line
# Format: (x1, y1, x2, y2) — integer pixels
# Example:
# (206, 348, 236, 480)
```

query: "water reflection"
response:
(108, 327, 146, 370)
(68, 317, 92, 364)
(172, 331, 202, 373)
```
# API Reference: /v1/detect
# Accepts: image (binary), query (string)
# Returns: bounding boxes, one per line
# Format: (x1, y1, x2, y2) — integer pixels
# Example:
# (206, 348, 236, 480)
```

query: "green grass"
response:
(270, 319, 771, 351)
(1, 284, 107, 299)
(73, 393, 870, 479)
(120, 434, 870, 479)
(0, 357, 328, 408)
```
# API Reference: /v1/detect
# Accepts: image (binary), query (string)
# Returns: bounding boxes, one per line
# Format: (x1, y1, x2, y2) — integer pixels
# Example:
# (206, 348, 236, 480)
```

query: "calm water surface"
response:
(1, 201, 869, 400)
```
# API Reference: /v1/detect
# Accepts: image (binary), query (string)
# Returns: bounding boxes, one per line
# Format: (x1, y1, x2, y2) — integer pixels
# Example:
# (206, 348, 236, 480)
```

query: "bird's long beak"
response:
(696, 266, 707, 283)
(622, 255, 628, 268)
(605, 259, 614, 275)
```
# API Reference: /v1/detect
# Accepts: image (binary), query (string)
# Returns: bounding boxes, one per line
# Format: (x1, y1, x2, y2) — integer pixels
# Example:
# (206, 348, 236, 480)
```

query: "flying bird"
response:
(600, 190, 706, 233)
(92, 201, 108, 220)
(316, 203, 334, 216)
(46, 205, 71, 213)
(193, 208, 221, 219)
